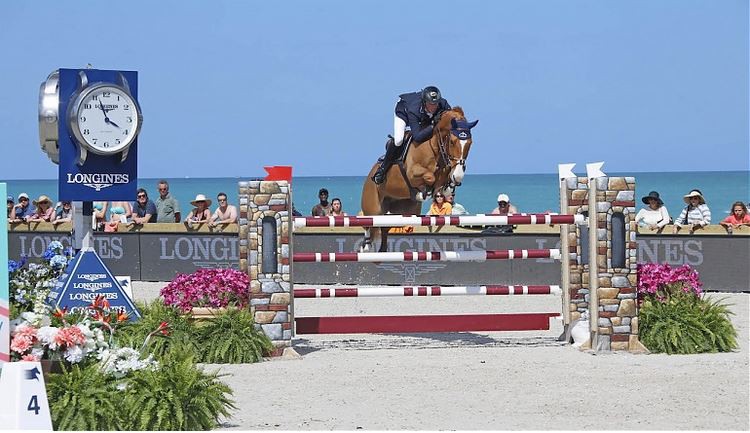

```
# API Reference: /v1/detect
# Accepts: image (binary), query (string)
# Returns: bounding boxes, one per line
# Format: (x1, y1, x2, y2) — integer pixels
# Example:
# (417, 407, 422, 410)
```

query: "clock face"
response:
(72, 84, 141, 154)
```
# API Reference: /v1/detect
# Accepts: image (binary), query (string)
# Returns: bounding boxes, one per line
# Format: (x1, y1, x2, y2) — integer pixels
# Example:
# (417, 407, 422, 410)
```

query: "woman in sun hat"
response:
(635, 191, 670, 230)
(26, 195, 54, 222)
(186, 194, 212, 227)
(673, 189, 711, 233)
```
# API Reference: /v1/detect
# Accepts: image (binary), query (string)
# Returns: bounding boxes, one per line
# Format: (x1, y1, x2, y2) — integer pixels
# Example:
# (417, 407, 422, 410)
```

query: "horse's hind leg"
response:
(362, 227, 378, 252)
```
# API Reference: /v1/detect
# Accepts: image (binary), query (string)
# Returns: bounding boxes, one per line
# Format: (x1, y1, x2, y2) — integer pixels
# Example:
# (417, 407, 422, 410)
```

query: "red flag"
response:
(264, 166, 293, 182)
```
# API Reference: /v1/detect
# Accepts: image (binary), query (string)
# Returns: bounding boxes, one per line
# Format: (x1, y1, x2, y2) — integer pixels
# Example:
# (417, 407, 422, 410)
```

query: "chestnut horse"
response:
(360, 107, 478, 252)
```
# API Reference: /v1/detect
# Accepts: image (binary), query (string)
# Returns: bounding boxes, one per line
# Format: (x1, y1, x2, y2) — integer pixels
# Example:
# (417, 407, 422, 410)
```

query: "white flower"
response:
(37, 326, 60, 349)
(31, 347, 45, 358)
(64, 345, 85, 363)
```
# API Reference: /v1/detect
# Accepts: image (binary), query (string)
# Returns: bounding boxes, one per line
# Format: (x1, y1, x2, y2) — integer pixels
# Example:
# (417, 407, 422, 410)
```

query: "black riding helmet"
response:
(421, 86, 441, 104)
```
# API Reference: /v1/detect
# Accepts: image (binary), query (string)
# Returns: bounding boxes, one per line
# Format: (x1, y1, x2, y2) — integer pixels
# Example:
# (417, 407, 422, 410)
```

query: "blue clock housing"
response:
(58, 68, 139, 201)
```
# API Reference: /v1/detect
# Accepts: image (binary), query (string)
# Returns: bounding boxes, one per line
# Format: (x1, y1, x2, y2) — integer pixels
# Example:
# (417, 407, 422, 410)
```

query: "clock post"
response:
(38, 67, 143, 320)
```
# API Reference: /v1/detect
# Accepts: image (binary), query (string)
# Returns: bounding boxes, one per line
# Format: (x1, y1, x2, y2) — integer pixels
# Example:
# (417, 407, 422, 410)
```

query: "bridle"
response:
(432, 116, 468, 190)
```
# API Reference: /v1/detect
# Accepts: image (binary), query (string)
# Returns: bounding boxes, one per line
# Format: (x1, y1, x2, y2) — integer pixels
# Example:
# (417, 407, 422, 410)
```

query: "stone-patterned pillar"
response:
(238, 180, 293, 356)
(566, 176, 642, 351)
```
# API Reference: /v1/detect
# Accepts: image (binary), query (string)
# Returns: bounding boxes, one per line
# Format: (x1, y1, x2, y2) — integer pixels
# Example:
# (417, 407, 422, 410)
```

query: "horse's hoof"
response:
(415, 192, 426, 201)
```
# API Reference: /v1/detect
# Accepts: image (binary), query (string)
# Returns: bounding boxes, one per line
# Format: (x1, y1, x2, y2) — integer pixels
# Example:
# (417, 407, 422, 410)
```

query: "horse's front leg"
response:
(407, 164, 435, 201)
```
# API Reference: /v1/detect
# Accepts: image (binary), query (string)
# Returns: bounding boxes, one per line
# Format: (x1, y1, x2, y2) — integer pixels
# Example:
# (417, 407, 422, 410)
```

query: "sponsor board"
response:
(48, 249, 140, 320)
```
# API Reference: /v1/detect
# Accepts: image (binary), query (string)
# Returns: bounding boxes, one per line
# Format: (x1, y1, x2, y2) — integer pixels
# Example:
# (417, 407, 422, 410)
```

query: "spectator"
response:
(720, 201, 750, 234)
(328, 198, 347, 216)
(487, 193, 517, 234)
(52, 200, 74, 226)
(427, 191, 452, 233)
(186, 194, 212, 227)
(209, 192, 238, 227)
(635, 191, 670, 231)
(490, 193, 518, 215)
(106, 200, 133, 232)
(311, 188, 331, 216)
(14, 193, 34, 221)
(445, 192, 468, 215)
(26, 195, 54, 222)
(131, 188, 157, 225)
(155, 180, 181, 223)
(93, 201, 108, 231)
(673, 189, 711, 234)
(7, 195, 17, 222)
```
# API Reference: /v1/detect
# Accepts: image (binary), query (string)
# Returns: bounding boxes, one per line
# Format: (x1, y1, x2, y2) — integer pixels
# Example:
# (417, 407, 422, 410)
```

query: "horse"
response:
(360, 107, 478, 252)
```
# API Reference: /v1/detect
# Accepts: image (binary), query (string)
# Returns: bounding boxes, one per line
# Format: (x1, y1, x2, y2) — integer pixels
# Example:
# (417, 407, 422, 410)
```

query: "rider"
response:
(371, 85, 451, 184)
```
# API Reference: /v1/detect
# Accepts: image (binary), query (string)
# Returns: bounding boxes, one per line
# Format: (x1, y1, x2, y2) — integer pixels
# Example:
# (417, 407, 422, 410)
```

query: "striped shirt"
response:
(676, 204, 711, 226)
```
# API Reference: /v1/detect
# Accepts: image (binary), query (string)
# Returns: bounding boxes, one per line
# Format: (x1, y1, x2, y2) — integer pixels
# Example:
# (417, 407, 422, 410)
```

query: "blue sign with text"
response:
(47, 248, 141, 321)
(58, 68, 139, 201)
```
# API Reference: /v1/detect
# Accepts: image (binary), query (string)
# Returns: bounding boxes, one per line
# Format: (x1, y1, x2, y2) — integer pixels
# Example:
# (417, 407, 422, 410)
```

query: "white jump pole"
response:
(586, 161, 606, 351)
(558, 163, 576, 334)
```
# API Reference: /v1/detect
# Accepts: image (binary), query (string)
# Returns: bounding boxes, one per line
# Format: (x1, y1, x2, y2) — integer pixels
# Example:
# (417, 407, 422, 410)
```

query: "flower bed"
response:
(160, 268, 250, 312)
(637, 262, 737, 354)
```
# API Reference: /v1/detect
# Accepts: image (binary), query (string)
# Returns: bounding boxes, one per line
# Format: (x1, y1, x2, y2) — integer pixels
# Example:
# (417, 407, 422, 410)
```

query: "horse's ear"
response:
(451, 118, 458, 129)
(468, 120, 478, 129)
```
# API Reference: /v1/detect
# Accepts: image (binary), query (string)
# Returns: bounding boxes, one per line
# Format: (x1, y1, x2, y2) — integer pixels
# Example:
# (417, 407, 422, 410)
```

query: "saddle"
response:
(376, 132, 430, 201)
(377, 132, 413, 163)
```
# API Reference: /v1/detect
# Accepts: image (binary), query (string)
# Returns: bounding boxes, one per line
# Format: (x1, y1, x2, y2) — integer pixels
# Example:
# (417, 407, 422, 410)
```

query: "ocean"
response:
(2, 171, 748, 221)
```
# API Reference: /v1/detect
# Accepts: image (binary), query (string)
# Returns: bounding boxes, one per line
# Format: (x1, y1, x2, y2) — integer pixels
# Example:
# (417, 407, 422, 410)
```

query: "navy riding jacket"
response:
(395, 91, 451, 143)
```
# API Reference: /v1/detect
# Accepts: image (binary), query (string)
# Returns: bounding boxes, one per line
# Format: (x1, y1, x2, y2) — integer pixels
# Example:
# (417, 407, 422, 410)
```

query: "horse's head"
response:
(436, 107, 478, 188)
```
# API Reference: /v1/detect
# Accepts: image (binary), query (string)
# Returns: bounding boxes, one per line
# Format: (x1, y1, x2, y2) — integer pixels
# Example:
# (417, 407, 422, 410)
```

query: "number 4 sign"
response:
(0, 361, 52, 430)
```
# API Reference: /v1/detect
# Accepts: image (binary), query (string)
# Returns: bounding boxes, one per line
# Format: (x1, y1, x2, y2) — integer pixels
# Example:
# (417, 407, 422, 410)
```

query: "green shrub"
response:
(639, 293, 738, 354)
(197, 307, 274, 363)
(47, 364, 124, 430)
(116, 301, 198, 359)
(123, 342, 235, 430)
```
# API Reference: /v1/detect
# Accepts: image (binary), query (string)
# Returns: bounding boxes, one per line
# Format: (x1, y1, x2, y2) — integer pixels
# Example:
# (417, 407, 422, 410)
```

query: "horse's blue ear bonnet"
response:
(450, 119, 479, 139)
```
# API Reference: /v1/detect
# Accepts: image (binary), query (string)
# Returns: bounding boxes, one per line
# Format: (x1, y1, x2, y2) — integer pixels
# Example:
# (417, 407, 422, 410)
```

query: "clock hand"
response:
(107, 118, 120, 128)
(98, 100, 109, 118)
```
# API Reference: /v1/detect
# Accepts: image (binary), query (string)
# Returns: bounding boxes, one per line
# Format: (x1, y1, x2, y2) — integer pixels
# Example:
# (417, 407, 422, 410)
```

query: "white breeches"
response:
(393, 116, 407, 147)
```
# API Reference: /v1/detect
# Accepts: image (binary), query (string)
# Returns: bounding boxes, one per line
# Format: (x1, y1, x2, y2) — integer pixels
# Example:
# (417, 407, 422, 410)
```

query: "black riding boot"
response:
(372, 139, 400, 184)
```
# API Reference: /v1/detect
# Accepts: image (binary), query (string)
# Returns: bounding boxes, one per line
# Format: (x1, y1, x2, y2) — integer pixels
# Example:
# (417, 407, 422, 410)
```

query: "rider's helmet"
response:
(421, 86, 441, 105)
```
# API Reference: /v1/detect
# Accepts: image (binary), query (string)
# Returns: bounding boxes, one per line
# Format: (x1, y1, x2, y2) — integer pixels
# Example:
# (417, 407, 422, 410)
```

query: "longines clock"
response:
(40, 68, 142, 201)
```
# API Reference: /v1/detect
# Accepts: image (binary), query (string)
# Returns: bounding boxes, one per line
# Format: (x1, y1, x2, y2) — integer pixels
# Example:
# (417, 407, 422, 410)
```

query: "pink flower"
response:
(21, 354, 40, 362)
(10, 325, 38, 354)
(637, 262, 703, 302)
(10, 334, 34, 354)
(161, 268, 250, 312)
(54, 326, 86, 348)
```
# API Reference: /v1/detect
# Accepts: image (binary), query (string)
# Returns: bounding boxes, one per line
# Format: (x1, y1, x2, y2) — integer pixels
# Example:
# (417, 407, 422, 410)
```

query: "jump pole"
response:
(292, 249, 561, 263)
(586, 162, 605, 350)
(558, 164, 575, 338)
(294, 285, 562, 298)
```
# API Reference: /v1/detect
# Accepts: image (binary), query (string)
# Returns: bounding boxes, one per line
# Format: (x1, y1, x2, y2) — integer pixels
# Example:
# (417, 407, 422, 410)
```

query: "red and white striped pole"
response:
(293, 213, 584, 229)
(294, 285, 562, 298)
(293, 249, 561, 263)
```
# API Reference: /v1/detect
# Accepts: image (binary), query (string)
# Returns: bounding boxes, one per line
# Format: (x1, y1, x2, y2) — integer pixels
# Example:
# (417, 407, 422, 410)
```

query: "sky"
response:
(0, 0, 747, 179)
